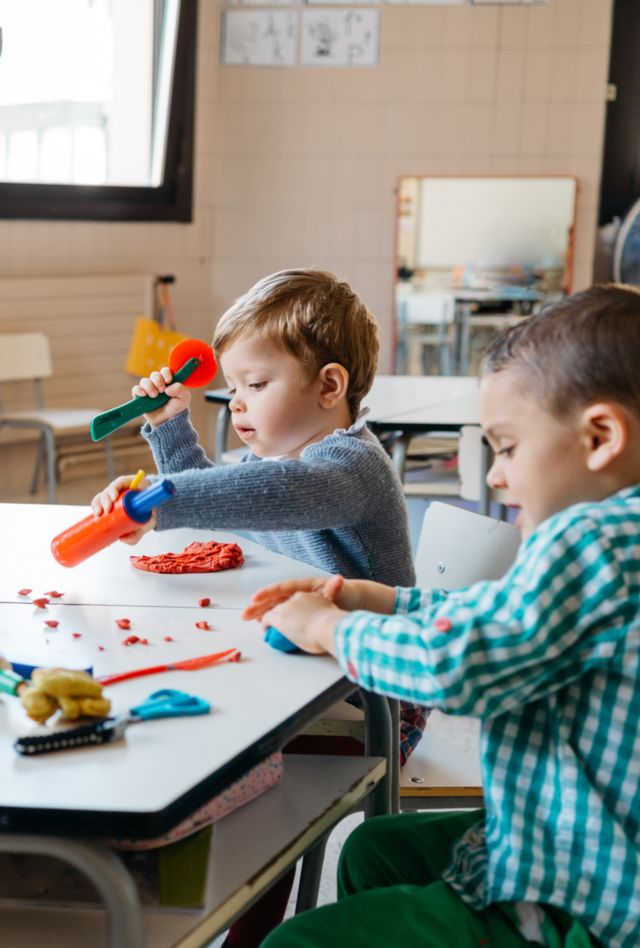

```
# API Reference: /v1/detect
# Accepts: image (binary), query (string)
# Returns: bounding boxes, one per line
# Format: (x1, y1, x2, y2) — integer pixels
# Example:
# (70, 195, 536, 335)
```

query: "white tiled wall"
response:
(0, 0, 613, 386)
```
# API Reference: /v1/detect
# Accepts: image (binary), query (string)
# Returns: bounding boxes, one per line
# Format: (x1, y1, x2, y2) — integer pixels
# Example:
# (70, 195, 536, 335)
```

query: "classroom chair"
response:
(399, 500, 520, 810)
(297, 499, 519, 814)
(395, 292, 456, 376)
(0, 332, 115, 503)
(402, 425, 508, 517)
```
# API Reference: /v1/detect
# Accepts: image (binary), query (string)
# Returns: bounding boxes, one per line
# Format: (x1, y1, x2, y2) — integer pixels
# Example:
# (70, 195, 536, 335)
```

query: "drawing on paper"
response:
(221, 9, 297, 66)
(300, 9, 380, 67)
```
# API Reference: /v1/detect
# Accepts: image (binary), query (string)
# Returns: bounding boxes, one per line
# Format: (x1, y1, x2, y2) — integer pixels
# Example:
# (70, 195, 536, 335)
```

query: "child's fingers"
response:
(159, 366, 173, 384)
(322, 575, 344, 601)
(242, 593, 287, 621)
(90, 475, 136, 515)
(119, 513, 156, 545)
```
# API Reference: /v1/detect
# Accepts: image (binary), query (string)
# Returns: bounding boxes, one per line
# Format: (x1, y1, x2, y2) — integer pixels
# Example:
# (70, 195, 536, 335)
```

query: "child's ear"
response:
(582, 402, 628, 472)
(318, 363, 349, 409)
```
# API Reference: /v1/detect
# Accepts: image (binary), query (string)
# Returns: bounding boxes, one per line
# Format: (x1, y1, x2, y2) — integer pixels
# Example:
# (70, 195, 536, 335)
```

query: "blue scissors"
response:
(14, 688, 210, 756)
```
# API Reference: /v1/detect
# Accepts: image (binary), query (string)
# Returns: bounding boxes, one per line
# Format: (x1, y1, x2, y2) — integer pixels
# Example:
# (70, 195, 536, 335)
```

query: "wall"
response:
(0, 0, 613, 397)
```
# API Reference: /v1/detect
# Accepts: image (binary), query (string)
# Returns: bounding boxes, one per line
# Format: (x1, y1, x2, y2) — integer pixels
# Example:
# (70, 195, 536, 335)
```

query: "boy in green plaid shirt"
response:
(246, 285, 640, 948)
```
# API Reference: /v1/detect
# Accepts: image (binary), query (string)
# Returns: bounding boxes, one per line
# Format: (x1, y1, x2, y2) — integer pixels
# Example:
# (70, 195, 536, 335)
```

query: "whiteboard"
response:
(416, 177, 576, 270)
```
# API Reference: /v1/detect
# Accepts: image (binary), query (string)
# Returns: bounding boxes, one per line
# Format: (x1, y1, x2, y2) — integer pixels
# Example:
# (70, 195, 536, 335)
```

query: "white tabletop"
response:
(365, 376, 479, 427)
(0, 503, 354, 837)
(0, 504, 326, 608)
(0, 603, 347, 834)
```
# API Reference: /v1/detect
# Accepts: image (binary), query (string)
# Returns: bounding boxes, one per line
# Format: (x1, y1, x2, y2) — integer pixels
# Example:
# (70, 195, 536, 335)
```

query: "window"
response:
(0, 0, 196, 221)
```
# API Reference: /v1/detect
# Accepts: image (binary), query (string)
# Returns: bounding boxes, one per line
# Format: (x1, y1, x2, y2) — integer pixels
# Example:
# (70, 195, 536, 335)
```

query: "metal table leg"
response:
(0, 834, 145, 948)
(359, 691, 398, 816)
(215, 403, 232, 465)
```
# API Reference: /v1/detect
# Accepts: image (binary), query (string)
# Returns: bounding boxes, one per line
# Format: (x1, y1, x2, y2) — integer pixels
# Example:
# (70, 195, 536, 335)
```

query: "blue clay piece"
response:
(263, 626, 301, 654)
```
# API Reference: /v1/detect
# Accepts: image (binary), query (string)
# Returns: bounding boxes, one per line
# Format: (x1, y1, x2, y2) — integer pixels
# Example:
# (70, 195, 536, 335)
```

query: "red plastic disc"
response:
(169, 338, 218, 388)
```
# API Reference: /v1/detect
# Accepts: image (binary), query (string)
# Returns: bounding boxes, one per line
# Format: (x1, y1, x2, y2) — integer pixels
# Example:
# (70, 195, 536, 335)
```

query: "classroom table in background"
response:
(0, 503, 394, 948)
(205, 375, 492, 514)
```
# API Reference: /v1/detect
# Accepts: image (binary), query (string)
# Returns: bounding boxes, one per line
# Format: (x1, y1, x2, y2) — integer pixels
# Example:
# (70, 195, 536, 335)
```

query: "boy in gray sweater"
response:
(92, 268, 424, 947)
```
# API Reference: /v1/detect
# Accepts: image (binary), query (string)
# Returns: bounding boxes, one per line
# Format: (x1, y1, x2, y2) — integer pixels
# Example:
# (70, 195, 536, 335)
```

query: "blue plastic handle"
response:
(263, 626, 301, 654)
(124, 478, 176, 523)
(129, 688, 210, 721)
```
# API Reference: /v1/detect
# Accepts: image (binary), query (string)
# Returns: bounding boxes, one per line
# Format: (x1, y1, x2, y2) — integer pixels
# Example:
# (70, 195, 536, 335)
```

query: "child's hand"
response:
(90, 474, 157, 544)
(261, 592, 345, 656)
(243, 574, 359, 621)
(133, 367, 191, 427)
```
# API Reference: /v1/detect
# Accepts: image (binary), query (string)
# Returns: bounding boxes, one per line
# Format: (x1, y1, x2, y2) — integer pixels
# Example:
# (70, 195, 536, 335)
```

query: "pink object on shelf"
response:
(107, 752, 284, 850)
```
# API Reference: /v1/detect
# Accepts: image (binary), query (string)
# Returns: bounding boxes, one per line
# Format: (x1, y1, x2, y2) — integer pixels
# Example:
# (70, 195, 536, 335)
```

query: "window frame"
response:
(0, 0, 197, 223)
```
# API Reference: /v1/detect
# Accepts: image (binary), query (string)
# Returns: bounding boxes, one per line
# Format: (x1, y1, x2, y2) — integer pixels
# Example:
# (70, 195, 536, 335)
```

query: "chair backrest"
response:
(415, 500, 520, 590)
(457, 424, 507, 504)
(400, 293, 455, 327)
(0, 333, 52, 383)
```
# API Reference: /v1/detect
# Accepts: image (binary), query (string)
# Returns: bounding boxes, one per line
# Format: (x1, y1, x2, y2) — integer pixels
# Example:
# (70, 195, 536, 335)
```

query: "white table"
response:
(205, 376, 489, 512)
(0, 505, 327, 608)
(0, 505, 393, 947)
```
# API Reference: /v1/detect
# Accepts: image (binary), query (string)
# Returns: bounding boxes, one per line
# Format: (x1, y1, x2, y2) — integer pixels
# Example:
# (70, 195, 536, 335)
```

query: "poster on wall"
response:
(221, 9, 297, 65)
(300, 8, 380, 67)
(385, 0, 465, 5)
(224, 0, 296, 5)
(470, 0, 549, 5)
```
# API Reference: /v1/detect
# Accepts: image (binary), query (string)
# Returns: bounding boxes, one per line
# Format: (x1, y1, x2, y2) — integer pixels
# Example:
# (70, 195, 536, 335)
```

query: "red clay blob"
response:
(130, 541, 244, 575)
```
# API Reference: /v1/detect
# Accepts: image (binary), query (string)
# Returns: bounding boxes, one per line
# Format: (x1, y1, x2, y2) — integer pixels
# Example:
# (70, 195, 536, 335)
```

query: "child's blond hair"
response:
(481, 284, 640, 419)
(213, 269, 379, 419)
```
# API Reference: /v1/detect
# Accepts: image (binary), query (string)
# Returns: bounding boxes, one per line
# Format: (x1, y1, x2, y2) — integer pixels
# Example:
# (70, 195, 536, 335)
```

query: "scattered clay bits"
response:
(44, 591, 64, 598)
(17, 588, 32, 597)
(130, 540, 244, 575)
(72, 633, 82, 639)
(198, 598, 211, 608)
(32, 598, 49, 609)
(122, 635, 141, 646)
(195, 621, 211, 631)
(163, 636, 173, 642)
(44, 620, 59, 629)
(116, 618, 131, 630)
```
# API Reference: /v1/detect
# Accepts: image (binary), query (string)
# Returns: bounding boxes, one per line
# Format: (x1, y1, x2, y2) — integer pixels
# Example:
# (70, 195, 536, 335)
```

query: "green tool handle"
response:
(0, 667, 25, 697)
(90, 358, 199, 442)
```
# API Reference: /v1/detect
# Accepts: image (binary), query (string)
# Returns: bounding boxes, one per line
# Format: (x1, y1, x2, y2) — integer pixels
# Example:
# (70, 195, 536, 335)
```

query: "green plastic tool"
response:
(90, 357, 199, 442)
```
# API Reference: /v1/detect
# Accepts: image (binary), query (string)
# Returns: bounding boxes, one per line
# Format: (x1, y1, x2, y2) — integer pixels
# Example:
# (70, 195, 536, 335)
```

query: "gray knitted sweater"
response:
(142, 411, 415, 588)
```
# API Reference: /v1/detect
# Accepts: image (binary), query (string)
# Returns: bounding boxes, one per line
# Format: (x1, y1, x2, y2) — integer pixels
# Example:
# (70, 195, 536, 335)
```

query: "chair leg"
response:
(295, 834, 329, 913)
(104, 439, 115, 480)
(30, 434, 45, 494)
(42, 428, 57, 504)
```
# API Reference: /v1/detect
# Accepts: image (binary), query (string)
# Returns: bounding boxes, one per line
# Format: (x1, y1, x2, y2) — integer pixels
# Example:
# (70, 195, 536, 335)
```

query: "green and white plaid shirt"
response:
(335, 485, 640, 947)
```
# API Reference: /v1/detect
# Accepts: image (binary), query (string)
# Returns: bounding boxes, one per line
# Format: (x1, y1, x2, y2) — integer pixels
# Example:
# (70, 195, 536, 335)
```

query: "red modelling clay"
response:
(122, 635, 141, 646)
(195, 621, 211, 631)
(98, 645, 105, 651)
(44, 620, 59, 629)
(18, 588, 32, 596)
(116, 618, 131, 630)
(163, 636, 173, 642)
(434, 617, 453, 632)
(198, 598, 211, 608)
(32, 598, 49, 609)
(72, 633, 82, 639)
(44, 590, 64, 598)
(130, 540, 243, 575)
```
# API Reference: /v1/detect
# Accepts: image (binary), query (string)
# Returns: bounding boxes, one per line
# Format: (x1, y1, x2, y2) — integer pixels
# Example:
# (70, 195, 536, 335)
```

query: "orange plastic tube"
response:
(51, 495, 139, 568)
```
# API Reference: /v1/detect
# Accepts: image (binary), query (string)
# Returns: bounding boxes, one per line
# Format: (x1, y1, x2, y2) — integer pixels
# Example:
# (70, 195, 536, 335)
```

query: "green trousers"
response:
(261, 809, 598, 948)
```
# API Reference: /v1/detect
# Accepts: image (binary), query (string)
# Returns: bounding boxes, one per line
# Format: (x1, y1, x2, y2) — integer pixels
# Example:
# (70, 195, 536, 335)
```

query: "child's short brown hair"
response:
(213, 269, 379, 419)
(481, 284, 640, 419)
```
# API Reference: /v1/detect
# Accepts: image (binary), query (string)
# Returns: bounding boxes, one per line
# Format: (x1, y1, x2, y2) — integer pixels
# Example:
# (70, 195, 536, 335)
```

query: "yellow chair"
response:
(0, 332, 114, 503)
